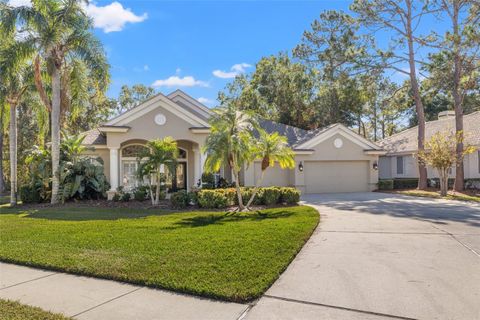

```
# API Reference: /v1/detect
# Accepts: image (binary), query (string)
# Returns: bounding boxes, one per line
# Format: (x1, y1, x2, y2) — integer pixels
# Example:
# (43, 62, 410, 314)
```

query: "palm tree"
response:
(203, 104, 256, 211)
(0, 35, 35, 206)
(245, 130, 295, 208)
(61, 133, 88, 164)
(2, 0, 110, 204)
(137, 137, 179, 206)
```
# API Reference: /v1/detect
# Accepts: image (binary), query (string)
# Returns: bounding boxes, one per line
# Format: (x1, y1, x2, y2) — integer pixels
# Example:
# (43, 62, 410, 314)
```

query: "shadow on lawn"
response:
(7, 208, 175, 221)
(175, 210, 293, 227)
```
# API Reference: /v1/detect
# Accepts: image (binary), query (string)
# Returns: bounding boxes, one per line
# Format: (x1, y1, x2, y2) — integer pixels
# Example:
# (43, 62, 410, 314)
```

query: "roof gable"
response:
(296, 124, 382, 150)
(105, 93, 209, 127)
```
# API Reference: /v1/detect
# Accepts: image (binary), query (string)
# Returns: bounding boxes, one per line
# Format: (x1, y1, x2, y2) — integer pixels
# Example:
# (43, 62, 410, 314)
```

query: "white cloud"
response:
(8, 0, 31, 7)
(143, 65, 149, 71)
(84, 2, 148, 33)
(7, 1, 147, 33)
(197, 97, 213, 105)
(152, 76, 208, 88)
(213, 63, 251, 79)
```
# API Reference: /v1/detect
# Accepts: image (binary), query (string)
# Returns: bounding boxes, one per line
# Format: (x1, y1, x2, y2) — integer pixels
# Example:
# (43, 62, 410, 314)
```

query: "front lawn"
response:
(0, 206, 318, 302)
(0, 299, 70, 320)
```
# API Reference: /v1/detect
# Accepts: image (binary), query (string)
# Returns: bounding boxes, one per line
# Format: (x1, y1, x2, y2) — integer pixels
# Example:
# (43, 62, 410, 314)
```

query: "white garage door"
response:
(304, 161, 369, 193)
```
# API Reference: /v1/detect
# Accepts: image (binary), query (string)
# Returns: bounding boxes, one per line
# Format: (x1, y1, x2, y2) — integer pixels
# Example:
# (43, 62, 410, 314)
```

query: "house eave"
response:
(364, 149, 387, 155)
(99, 126, 130, 133)
(293, 149, 315, 155)
(189, 127, 210, 133)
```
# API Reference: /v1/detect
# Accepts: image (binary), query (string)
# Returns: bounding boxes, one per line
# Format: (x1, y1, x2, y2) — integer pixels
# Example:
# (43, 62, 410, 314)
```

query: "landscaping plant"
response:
(418, 130, 476, 196)
(137, 137, 179, 206)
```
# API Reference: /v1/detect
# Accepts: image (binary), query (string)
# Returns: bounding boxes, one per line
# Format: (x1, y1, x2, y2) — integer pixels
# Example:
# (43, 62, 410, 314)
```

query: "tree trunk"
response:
(155, 168, 161, 206)
(439, 169, 448, 197)
(451, 0, 464, 192)
(0, 104, 5, 194)
(246, 169, 266, 209)
(231, 165, 245, 211)
(406, 0, 428, 190)
(9, 102, 17, 206)
(51, 66, 62, 204)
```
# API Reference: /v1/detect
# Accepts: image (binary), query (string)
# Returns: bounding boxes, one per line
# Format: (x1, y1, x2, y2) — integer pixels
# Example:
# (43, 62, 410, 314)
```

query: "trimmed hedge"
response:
(196, 187, 300, 209)
(378, 179, 394, 190)
(171, 190, 189, 209)
(393, 178, 419, 189)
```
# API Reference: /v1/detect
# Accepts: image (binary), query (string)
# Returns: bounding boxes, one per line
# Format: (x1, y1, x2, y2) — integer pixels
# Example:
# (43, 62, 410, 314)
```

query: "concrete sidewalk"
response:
(0, 262, 249, 320)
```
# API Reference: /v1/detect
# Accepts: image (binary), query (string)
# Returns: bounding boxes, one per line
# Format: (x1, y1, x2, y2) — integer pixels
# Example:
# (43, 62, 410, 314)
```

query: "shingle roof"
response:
(258, 119, 310, 147)
(378, 111, 480, 154)
(82, 129, 106, 145)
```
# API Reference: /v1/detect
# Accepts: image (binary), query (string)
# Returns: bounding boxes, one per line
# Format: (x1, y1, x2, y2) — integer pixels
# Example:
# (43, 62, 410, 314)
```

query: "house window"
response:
(396, 156, 404, 175)
(122, 145, 147, 158)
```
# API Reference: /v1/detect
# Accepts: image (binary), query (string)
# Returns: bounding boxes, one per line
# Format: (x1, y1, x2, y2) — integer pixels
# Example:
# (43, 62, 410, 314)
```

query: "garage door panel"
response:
(304, 161, 369, 193)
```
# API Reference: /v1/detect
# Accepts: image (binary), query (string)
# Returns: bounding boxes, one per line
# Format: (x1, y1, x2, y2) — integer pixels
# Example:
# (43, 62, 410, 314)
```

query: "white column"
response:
(193, 148, 201, 188)
(109, 147, 119, 191)
(200, 152, 206, 180)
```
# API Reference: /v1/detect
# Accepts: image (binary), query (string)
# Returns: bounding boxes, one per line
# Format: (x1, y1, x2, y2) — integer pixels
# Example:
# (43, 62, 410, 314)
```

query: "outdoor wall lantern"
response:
(373, 161, 378, 170)
(298, 161, 304, 172)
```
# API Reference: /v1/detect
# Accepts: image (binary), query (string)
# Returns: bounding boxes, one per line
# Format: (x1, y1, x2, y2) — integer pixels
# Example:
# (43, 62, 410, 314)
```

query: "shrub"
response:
(263, 187, 281, 206)
(428, 178, 455, 189)
(197, 189, 228, 209)
(112, 193, 121, 202)
(280, 187, 300, 204)
(378, 179, 394, 190)
(120, 192, 131, 202)
(19, 185, 42, 203)
(133, 188, 147, 201)
(217, 177, 231, 189)
(187, 191, 198, 206)
(393, 178, 419, 189)
(201, 172, 215, 189)
(465, 178, 480, 190)
(171, 190, 189, 209)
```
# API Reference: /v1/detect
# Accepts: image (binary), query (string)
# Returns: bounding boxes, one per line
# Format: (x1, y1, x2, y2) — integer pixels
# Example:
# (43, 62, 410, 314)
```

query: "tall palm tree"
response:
(203, 104, 256, 211)
(2, 0, 110, 204)
(0, 36, 35, 206)
(137, 137, 179, 206)
(245, 130, 295, 208)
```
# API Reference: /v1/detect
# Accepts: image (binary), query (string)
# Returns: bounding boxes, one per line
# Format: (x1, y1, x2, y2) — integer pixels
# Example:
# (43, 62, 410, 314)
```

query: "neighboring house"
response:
(378, 111, 480, 182)
(81, 90, 385, 198)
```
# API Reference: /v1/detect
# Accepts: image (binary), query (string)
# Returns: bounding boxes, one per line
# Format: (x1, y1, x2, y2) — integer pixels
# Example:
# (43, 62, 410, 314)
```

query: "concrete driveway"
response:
(246, 193, 480, 320)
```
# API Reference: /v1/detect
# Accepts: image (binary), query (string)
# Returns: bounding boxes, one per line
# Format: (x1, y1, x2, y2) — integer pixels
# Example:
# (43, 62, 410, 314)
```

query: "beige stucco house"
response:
(81, 90, 385, 197)
(378, 111, 480, 183)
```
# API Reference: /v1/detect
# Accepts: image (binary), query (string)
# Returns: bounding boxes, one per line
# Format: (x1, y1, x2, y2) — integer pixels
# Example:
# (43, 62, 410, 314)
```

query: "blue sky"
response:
(9, 0, 446, 107)
(90, 0, 354, 106)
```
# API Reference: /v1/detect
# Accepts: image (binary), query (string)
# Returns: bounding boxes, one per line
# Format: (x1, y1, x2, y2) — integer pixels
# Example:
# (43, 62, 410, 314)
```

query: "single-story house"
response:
(81, 90, 385, 197)
(377, 110, 480, 182)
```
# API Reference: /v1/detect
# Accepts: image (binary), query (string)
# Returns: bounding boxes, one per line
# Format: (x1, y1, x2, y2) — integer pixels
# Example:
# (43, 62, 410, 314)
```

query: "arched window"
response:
(122, 145, 148, 158)
(178, 148, 187, 159)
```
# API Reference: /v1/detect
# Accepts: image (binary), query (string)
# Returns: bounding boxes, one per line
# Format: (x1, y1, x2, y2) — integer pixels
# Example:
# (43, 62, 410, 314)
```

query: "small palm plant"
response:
(137, 137, 179, 206)
(245, 130, 295, 208)
(203, 104, 256, 211)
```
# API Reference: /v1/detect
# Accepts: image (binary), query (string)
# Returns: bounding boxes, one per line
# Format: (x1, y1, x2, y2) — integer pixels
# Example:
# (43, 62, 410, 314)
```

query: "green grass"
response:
(0, 299, 70, 320)
(393, 189, 480, 203)
(0, 205, 319, 302)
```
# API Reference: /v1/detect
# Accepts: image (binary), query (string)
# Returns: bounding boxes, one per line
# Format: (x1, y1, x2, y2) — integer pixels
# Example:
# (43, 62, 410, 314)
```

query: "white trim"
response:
(190, 128, 210, 133)
(167, 90, 213, 118)
(106, 94, 210, 127)
(99, 126, 130, 133)
(294, 150, 315, 155)
(297, 124, 381, 150)
(364, 150, 387, 155)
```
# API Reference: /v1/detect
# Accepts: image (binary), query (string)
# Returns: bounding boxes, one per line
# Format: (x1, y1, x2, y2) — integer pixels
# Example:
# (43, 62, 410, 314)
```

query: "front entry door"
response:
(167, 162, 187, 192)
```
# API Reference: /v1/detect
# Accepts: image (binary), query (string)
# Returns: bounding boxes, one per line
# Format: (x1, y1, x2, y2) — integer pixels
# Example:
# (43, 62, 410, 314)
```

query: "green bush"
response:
(428, 178, 455, 189)
(378, 179, 394, 190)
(393, 178, 419, 189)
(171, 190, 189, 209)
(263, 187, 282, 206)
(120, 192, 131, 202)
(187, 191, 198, 206)
(133, 188, 147, 201)
(201, 172, 215, 189)
(280, 187, 300, 204)
(197, 189, 228, 208)
(112, 193, 121, 202)
(19, 185, 42, 203)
